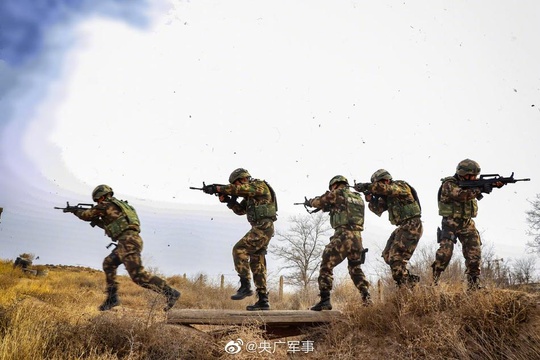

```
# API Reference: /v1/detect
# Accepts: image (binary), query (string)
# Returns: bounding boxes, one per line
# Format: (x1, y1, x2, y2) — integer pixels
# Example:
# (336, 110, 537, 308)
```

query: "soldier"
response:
(308, 175, 371, 311)
(14, 253, 34, 269)
(356, 169, 422, 287)
(212, 168, 277, 311)
(69, 185, 181, 311)
(0, 207, 3, 220)
(431, 159, 504, 290)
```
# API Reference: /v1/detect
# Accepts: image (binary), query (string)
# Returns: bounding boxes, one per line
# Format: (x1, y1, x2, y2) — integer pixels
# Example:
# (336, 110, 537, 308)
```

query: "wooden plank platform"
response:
(167, 309, 343, 325)
(167, 309, 344, 338)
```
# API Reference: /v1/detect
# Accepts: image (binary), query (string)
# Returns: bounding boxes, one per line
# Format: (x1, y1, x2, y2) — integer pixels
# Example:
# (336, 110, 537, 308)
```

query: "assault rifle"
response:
(293, 197, 330, 214)
(54, 202, 93, 213)
(190, 182, 237, 204)
(353, 181, 382, 204)
(294, 197, 318, 214)
(353, 182, 370, 194)
(55, 202, 101, 228)
(189, 182, 228, 195)
(457, 172, 530, 200)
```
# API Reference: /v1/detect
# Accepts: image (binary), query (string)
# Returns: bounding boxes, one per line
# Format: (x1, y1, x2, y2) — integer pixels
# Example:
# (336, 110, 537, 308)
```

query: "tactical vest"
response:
(330, 188, 365, 229)
(246, 180, 278, 223)
(438, 176, 478, 218)
(386, 180, 422, 225)
(105, 198, 141, 238)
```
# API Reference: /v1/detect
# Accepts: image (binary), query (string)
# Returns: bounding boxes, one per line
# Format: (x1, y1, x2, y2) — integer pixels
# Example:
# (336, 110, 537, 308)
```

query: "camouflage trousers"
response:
(103, 230, 167, 293)
(232, 219, 274, 294)
(431, 217, 482, 277)
(382, 217, 423, 283)
(318, 226, 369, 293)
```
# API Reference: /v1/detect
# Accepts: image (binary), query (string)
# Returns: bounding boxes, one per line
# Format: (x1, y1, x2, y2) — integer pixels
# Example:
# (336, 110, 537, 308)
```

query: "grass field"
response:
(1, 259, 539, 359)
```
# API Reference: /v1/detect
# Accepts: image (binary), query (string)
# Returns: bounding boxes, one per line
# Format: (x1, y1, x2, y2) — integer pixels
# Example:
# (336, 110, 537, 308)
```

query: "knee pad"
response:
(348, 259, 363, 268)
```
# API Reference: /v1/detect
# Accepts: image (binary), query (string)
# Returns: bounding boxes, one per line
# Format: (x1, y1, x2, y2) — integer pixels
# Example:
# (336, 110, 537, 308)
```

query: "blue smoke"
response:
(0, 0, 151, 66)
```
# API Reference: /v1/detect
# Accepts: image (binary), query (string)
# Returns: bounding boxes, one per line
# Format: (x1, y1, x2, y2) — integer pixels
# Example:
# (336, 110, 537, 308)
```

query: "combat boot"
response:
(432, 269, 442, 286)
(99, 287, 120, 311)
(467, 275, 484, 291)
(407, 274, 420, 287)
(231, 277, 254, 300)
(246, 292, 270, 311)
(361, 289, 373, 306)
(163, 285, 181, 311)
(310, 291, 332, 311)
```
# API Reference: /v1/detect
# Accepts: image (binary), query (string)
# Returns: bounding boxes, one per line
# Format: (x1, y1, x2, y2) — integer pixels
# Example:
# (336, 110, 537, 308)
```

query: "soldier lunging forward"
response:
(68, 185, 181, 311)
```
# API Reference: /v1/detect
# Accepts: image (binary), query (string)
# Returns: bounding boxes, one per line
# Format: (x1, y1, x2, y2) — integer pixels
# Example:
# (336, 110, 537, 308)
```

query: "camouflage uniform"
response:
(219, 179, 277, 295)
(73, 194, 179, 310)
(310, 185, 370, 298)
(366, 180, 423, 286)
(14, 253, 33, 269)
(432, 175, 483, 285)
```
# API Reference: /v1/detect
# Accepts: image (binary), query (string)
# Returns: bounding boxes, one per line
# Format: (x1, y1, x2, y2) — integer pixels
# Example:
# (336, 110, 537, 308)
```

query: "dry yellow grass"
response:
(1, 258, 540, 359)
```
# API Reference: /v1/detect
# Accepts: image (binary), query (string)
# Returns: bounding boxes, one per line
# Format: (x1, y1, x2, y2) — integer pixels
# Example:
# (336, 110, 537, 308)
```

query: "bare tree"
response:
(526, 194, 540, 253)
(483, 257, 511, 287)
(512, 256, 537, 285)
(270, 212, 331, 290)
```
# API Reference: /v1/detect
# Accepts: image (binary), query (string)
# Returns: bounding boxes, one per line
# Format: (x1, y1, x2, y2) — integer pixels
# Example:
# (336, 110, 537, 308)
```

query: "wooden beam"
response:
(167, 309, 343, 326)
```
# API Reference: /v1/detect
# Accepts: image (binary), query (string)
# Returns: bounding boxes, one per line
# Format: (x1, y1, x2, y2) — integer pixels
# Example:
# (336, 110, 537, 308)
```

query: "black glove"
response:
(203, 184, 218, 195)
(304, 197, 313, 207)
(219, 195, 231, 203)
(481, 183, 493, 194)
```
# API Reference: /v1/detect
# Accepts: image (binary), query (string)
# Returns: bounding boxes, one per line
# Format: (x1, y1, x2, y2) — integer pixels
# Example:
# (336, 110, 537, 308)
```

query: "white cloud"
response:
(10, 0, 540, 275)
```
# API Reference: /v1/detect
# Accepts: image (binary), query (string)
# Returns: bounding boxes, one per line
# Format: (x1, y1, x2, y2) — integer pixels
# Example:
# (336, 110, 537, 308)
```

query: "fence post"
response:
(377, 279, 383, 303)
(221, 274, 225, 289)
(279, 276, 284, 301)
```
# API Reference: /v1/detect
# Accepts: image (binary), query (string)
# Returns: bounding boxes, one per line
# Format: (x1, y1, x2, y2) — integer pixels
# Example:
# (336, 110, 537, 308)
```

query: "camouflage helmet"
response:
(371, 169, 392, 182)
(456, 159, 481, 176)
(229, 168, 251, 184)
(92, 184, 114, 201)
(329, 175, 349, 189)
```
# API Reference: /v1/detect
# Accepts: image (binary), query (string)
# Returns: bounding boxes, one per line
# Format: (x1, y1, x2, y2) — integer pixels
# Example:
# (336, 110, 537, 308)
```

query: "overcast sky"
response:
(1, 0, 539, 285)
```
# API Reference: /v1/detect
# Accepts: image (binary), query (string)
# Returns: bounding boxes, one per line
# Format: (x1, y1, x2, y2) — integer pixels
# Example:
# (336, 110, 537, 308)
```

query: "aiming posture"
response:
(307, 175, 371, 311)
(355, 169, 422, 287)
(68, 185, 181, 311)
(431, 159, 505, 290)
(206, 168, 278, 311)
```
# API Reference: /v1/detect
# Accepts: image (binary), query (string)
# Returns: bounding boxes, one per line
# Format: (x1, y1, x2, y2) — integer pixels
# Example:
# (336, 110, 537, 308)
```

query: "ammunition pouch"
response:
(247, 202, 277, 222)
(438, 177, 478, 218)
(387, 181, 421, 225)
(105, 216, 131, 238)
(330, 189, 364, 229)
(104, 198, 140, 239)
